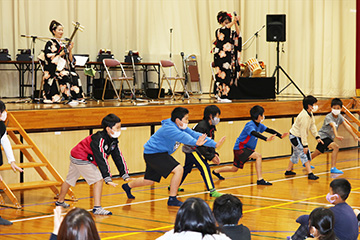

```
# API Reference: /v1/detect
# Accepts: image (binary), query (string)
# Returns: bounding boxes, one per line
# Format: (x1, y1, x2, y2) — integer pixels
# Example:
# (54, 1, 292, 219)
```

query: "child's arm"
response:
(330, 122, 344, 140)
(251, 131, 275, 142)
(264, 128, 289, 139)
(110, 146, 130, 181)
(1, 133, 23, 172)
(341, 121, 360, 141)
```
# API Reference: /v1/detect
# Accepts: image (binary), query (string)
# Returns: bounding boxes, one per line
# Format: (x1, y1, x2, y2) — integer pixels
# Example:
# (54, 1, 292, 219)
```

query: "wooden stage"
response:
(1, 95, 360, 239)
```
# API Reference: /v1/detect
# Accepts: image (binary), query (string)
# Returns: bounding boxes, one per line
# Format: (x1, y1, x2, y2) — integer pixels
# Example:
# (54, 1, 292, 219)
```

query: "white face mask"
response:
(260, 116, 265, 123)
(332, 109, 341, 116)
(0, 111, 7, 121)
(110, 129, 121, 138)
(179, 121, 188, 130)
(211, 117, 220, 125)
(312, 104, 318, 112)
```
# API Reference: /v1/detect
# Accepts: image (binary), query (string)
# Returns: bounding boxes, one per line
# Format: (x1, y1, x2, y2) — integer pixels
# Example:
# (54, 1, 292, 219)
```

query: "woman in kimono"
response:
(42, 20, 85, 104)
(213, 11, 242, 102)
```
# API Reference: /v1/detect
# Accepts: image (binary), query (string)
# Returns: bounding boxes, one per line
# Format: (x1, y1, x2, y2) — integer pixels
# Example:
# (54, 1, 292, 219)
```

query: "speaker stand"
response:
(272, 41, 305, 97)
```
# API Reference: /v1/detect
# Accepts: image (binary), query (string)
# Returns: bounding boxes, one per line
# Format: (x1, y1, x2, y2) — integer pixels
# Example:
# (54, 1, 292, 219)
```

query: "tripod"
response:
(272, 41, 305, 97)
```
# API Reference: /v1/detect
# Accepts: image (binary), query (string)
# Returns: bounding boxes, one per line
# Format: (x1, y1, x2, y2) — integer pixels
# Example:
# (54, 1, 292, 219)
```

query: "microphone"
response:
(180, 52, 184, 57)
(233, 11, 239, 25)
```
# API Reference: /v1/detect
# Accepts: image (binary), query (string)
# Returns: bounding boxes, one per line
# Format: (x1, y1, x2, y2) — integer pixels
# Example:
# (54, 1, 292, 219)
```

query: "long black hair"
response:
(309, 207, 336, 240)
(174, 198, 217, 236)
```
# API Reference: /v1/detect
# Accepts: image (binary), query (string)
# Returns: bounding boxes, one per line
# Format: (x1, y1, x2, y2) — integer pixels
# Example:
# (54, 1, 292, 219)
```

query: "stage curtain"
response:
(0, 0, 356, 97)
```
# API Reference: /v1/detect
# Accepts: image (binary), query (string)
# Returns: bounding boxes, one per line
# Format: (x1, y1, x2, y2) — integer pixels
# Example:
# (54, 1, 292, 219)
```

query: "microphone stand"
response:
(242, 25, 265, 59)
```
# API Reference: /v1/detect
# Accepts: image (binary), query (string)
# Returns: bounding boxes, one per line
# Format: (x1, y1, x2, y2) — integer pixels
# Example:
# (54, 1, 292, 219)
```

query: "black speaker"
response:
(145, 88, 165, 99)
(266, 14, 286, 42)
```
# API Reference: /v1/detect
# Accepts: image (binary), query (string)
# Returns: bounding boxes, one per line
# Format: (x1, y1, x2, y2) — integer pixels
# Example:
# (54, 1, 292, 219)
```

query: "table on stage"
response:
(0, 60, 41, 98)
(85, 61, 160, 96)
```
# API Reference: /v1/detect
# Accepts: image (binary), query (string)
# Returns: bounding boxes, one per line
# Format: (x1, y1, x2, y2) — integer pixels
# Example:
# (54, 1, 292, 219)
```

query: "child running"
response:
(311, 98, 360, 174)
(284, 95, 323, 180)
(122, 107, 226, 206)
(212, 105, 288, 185)
(55, 114, 130, 215)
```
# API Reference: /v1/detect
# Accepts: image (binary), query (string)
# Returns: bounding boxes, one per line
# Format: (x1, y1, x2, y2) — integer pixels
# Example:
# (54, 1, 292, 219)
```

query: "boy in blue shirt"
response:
(311, 98, 360, 174)
(122, 107, 226, 206)
(213, 105, 288, 185)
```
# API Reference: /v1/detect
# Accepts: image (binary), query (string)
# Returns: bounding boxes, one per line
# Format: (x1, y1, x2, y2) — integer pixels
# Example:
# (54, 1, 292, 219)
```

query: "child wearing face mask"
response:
(0, 101, 23, 225)
(285, 95, 323, 180)
(178, 105, 224, 197)
(212, 105, 288, 185)
(55, 113, 129, 215)
(310, 98, 360, 174)
(290, 178, 358, 240)
(122, 107, 226, 207)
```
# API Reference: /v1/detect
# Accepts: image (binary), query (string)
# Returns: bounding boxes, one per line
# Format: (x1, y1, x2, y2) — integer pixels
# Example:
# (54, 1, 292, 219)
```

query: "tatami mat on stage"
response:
(1, 148, 360, 240)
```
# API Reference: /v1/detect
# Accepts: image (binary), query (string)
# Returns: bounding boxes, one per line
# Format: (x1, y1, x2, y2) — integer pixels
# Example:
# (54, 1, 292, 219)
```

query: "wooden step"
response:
(1, 144, 33, 150)
(0, 162, 47, 171)
(6, 127, 19, 132)
(5, 180, 62, 191)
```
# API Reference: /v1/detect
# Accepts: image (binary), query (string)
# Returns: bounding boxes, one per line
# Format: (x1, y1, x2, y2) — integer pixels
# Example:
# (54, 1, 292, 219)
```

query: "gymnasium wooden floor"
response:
(1, 148, 360, 239)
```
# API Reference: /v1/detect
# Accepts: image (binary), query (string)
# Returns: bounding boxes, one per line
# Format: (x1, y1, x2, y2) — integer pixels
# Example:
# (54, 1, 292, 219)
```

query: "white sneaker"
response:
(217, 97, 232, 103)
(68, 100, 79, 106)
(43, 99, 53, 104)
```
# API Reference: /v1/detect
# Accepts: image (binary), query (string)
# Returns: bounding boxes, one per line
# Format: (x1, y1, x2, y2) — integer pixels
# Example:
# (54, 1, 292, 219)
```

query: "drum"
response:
(246, 58, 262, 77)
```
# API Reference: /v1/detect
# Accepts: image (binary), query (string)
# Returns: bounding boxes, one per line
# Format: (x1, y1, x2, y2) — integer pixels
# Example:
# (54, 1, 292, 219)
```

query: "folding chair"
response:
(185, 54, 202, 94)
(102, 59, 135, 101)
(159, 60, 185, 99)
(209, 62, 216, 98)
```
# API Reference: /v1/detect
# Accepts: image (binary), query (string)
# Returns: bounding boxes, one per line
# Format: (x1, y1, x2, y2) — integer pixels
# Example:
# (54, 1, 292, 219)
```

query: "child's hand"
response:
(354, 136, 360, 142)
(196, 134, 208, 146)
(303, 147, 309, 154)
(266, 134, 276, 141)
(211, 155, 221, 165)
(281, 133, 289, 139)
(124, 178, 134, 182)
(335, 136, 344, 141)
(11, 162, 23, 173)
(317, 138, 324, 144)
(215, 136, 226, 148)
(107, 182, 118, 187)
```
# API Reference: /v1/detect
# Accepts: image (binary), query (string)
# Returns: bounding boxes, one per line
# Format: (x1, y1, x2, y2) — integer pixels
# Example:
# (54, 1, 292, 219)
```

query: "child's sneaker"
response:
(257, 179, 272, 185)
(92, 207, 112, 215)
(303, 163, 315, 169)
(212, 170, 225, 180)
(55, 201, 70, 208)
(285, 170, 296, 176)
(167, 186, 184, 192)
(330, 167, 343, 174)
(210, 190, 222, 197)
(167, 196, 183, 207)
(0, 217, 13, 225)
(308, 172, 319, 180)
(122, 183, 135, 199)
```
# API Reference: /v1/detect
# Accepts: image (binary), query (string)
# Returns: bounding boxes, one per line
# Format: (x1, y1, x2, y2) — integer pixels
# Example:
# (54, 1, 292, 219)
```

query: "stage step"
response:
(6, 180, 62, 191)
(6, 127, 19, 131)
(0, 162, 47, 171)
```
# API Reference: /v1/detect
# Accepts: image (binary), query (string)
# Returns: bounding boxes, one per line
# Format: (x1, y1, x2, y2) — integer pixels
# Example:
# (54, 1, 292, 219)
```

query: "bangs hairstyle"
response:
(330, 178, 351, 201)
(57, 208, 100, 240)
(0, 100, 6, 113)
(174, 198, 217, 236)
(331, 98, 343, 108)
(217, 11, 231, 24)
(101, 114, 121, 131)
(204, 105, 221, 120)
(309, 208, 336, 240)
(213, 194, 243, 225)
(250, 105, 264, 121)
(49, 20, 62, 35)
(171, 107, 189, 122)
(302, 95, 318, 109)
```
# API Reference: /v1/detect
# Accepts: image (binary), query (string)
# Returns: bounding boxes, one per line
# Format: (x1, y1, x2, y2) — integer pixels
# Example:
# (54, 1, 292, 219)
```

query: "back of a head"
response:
(101, 114, 121, 131)
(330, 178, 351, 201)
(250, 105, 264, 121)
(57, 208, 100, 240)
(331, 98, 343, 108)
(203, 105, 221, 120)
(309, 207, 336, 240)
(171, 107, 189, 122)
(0, 100, 6, 113)
(174, 198, 217, 236)
(303, 95, 318, 109)
(213, 194, 243, 225)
